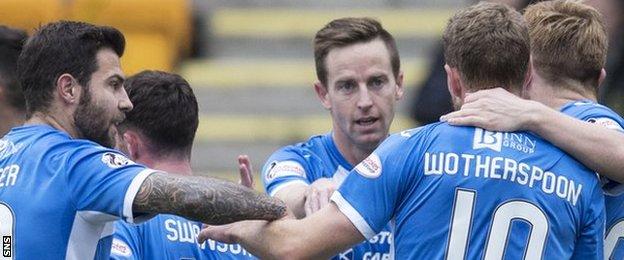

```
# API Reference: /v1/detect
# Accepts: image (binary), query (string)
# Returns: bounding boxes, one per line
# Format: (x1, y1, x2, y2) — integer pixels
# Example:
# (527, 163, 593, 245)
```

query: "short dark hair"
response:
(443, 2, 530, 93)
(0, 26, 27, 112)
(314, 17, 400, 86)
(17, 20, 125, 116)
(120, 70, 199, 158)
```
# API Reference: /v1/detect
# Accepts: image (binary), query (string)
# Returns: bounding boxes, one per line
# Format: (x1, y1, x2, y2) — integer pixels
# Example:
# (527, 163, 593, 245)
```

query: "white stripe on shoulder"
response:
(268, 180, 309, 197)
(123, 169, 158, 223)
(330, 191, 377, 239)
(66, 211, 117, 260)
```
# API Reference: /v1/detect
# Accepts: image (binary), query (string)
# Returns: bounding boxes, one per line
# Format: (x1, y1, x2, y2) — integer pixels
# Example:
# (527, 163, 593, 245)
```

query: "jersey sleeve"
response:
(572, 104, 624, 195)
(331, 128, 427, 238)
(262, 147, 311, 196)
(63, 143, 157, 224)
(109, 221, 142, 260)
(571, 181, 605, 260)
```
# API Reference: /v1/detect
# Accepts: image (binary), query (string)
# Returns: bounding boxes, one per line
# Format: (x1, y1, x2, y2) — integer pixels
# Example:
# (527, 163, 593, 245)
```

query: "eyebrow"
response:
(107, 74, 125, 83)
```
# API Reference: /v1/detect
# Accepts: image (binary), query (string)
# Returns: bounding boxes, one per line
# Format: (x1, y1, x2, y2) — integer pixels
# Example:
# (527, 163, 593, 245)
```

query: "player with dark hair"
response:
(441, 0, 624, 258)
(0, 25, 27, 135)
(199, 3, 604, 259)
(108, 70, 255, 259)
(259, 17, 401, 259)
(0, 21, 285, 259)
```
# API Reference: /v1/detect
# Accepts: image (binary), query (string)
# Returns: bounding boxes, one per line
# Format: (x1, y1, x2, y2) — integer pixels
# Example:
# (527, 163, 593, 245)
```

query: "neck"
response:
(26, 108, 80, 138)
(139, 156, 193, 176)
(530, 75, 596, 110)
(331, 131, 378, 166)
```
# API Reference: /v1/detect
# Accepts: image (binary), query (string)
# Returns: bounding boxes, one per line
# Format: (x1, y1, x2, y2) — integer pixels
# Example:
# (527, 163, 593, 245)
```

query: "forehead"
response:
(324, 38, 393, 82)
(92, 48, 124, 79)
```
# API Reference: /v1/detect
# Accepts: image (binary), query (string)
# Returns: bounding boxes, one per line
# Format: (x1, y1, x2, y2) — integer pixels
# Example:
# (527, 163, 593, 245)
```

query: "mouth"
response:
(355, 117, 379, 127)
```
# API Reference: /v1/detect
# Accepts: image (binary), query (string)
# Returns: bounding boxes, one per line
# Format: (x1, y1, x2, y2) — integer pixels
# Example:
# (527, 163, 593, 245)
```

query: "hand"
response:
(238, 155, 254, 189)
(440, 87, 542, 132)
(304, 178, 336, 216)
(198, 220, 268, 244)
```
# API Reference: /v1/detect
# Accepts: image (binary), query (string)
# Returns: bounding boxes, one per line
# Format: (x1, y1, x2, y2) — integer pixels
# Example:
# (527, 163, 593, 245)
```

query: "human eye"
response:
(368, 76, 387, 90)
(336, 81, 357, 94)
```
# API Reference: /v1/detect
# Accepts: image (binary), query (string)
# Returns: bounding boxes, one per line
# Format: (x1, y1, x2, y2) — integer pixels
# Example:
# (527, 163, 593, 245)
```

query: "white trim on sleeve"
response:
(123, 169, 158, 223)
(268, 179, 309, 197)
(330, 191, 377, 239)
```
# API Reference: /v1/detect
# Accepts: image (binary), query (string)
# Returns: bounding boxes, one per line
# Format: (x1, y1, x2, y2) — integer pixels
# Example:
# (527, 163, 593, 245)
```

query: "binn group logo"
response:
(473, 128, 502, 152)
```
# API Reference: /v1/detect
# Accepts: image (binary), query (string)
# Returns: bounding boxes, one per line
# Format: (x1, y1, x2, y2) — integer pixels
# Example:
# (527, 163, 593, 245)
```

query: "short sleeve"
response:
(331, 129, 426, 238)
(262, 148, 311, 196)
(109, 221, 141, 260)
(63, 144, 156, 223)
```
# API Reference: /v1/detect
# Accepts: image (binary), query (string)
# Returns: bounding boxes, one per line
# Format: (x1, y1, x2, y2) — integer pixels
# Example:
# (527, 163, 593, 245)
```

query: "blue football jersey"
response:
(109, 215, 256, 259)
(332, 124, 605, 259)
(0, 124, 155, 259)
(262, 133, 393, 260)
(559, 100, 624, 259)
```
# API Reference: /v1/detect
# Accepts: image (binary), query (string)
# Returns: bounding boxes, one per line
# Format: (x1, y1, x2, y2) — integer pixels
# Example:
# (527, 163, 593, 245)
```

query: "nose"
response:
(357, 86, 373, 110)
(118, 87, 133, 113)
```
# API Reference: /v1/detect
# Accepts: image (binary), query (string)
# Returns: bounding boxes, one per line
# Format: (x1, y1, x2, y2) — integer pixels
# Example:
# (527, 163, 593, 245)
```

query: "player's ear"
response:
(445, 64, 462, 100)
(598, 68, 607, 89)
(56, 73, 80, 105)
(122, 131, 140, 160)
(314, 81, 331, 110)
(521, 61, 533, 98)
(395, 70, 405, 101)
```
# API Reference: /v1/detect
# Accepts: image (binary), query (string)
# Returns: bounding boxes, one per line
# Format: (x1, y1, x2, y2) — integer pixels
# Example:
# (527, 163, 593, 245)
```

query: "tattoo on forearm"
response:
(133, 172, 287, 225)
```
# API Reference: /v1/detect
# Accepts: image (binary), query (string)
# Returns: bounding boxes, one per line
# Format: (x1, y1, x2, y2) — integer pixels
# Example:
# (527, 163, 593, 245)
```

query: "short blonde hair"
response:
(525, 0, 607, 91)
(443, 2, 530, 93)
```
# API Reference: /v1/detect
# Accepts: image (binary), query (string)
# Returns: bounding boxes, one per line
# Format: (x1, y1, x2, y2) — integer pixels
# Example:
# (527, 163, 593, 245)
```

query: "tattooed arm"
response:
(133, 172, 287, 225)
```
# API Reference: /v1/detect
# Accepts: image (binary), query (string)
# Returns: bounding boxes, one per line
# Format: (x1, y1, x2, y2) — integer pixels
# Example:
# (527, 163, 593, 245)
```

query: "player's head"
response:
(443, 1, 530, 109)
(524, 0, 607, 97)
(116, 70, 199, 162)
(18, 20, 131, 148)
(312, 17, 404, 151)
(0, 26, 27, 135)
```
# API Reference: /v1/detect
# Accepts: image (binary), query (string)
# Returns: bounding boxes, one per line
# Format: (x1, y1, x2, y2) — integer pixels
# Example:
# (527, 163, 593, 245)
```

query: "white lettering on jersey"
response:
(424, 152, 583, 205)
(0, 139, 23, 160)
(355, 153, 382, 179)
(162, 217, 253, 256)
(101, 152, 135, 168)
(265, 161, 306, 182)
(0, 165, 19, 188)
(111, 238, 133, 257)
(587, 117, 624, 131)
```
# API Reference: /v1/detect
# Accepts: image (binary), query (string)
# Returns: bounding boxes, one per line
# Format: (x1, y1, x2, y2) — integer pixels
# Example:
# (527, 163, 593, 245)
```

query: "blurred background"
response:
(1, 0, 622, 189)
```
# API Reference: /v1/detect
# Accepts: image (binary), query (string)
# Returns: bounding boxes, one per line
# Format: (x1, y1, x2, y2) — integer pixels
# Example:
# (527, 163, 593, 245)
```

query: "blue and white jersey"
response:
(262, 133, 393, 260)
(0, 124, 155, 259)
(109, 215, 256, 259)
(332, 124, 605, 259)
(559, 100, 624, 259)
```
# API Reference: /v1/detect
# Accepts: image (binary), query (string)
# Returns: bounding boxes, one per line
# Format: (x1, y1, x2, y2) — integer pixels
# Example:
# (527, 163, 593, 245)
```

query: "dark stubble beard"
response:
(74, 88, 116, 148)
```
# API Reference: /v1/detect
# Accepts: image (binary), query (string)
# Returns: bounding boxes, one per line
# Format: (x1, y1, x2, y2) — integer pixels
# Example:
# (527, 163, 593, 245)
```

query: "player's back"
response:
(110, 215, 256, 259)
(400, 123, 604, 259)
(335, 123, 604, 259)
(0, 125, 151, 259)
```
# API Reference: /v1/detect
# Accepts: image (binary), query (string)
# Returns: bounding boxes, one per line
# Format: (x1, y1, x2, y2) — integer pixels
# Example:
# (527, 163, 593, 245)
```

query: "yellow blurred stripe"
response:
(179, 58, 425, 88)
(212, 8, 455, 38)
(196, 114, 415, 142)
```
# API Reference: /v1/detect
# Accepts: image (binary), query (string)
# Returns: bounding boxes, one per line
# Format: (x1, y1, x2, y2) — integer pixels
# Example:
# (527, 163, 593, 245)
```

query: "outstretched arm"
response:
(198, 203, 364, 259)
(441, 88, 624, 183)
(133, 172, 287, 225)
